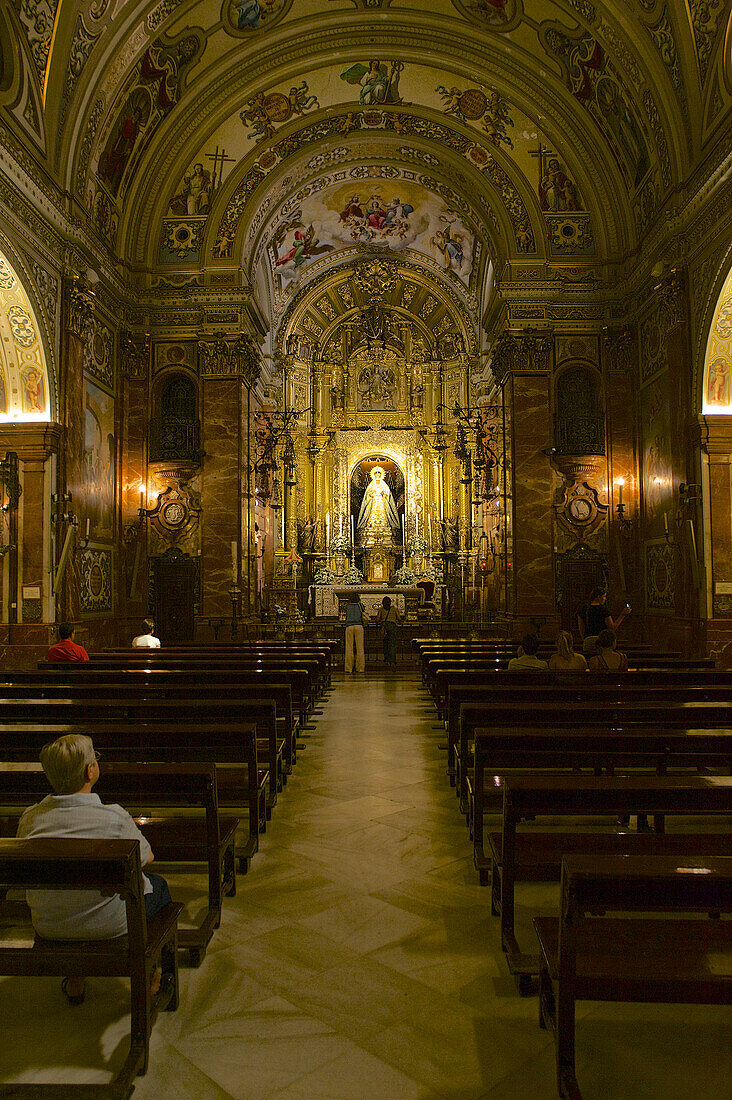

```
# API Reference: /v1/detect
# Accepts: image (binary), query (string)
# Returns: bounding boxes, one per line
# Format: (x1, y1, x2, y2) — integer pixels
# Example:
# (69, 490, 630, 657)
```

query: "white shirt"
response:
(132, 634, 160, 648)
(17, 793, 152, 939)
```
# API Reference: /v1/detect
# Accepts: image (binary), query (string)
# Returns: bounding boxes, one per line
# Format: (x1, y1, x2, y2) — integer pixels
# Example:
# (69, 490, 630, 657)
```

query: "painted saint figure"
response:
(357, 466, 400, 548)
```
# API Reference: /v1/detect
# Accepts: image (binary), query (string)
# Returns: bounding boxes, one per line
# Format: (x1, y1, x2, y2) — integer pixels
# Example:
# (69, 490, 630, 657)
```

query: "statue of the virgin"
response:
(357, 466, 400, 547)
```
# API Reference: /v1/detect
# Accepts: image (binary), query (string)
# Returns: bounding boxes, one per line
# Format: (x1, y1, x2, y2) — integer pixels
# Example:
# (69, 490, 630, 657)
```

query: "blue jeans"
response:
(144, 871, 171, 918)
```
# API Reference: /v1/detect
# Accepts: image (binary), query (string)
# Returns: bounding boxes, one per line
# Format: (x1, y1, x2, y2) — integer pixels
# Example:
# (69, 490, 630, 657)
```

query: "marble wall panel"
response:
(62, 333, 86, 622)
(509, 373, 554, 616)
(201, 377, 241, 616)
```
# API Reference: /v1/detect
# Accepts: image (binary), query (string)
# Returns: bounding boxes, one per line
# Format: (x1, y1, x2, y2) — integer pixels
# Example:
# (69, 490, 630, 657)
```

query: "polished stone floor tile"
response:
(1, 676, 730, 1097)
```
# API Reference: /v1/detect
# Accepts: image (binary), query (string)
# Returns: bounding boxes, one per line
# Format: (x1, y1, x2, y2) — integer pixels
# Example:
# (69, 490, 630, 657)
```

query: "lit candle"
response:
(231, 540, 237, 582)
(663, 512, 669, 536)
(351, 515, 355, 558)
(428, 513, 432, 546)
(416, 513, 419, 537)
(401, 513, 405, 545)
(616, 477, 624, 507)
(473, 555, 476, 587)
(281, 510, 285, 548)
(85, 517, 90, 540)
(139, 489, 144, 513)
(461, 564, 465, 589)
(339, 514, 343, 537)
(293, 561, 297, 584)
(326, 512, 330, 549)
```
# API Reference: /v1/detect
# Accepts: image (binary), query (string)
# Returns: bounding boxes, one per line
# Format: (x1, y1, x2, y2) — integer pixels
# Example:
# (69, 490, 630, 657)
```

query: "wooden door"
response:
(153, 555, 195, 643)
(558, 555, 604, 635)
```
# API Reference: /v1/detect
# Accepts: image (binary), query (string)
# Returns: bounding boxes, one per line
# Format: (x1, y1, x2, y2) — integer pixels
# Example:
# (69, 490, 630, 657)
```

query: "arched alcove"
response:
(553, 362, 605, 455)
(0, 250, 51, 422)
(150, 371, 200, 462)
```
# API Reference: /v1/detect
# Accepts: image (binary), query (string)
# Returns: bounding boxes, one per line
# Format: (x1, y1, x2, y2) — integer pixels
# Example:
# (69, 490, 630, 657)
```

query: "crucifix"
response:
(205, 146, 235, 192)
(527, 139, 550, 190)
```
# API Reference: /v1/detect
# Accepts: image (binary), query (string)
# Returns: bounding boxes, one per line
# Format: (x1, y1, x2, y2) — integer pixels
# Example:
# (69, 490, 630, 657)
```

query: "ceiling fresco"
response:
(4, 0, 730, 349)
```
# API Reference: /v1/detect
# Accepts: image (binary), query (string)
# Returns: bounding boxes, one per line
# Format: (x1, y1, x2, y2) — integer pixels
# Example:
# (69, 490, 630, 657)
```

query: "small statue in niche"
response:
(440, 516, 460, 553)
(330, 380, 345, 410)
(297, 516, 317, 554)
(410, 377, 424, 413)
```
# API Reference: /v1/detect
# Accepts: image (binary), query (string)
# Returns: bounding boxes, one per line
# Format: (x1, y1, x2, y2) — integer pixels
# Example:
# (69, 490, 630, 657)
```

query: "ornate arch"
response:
(702, 262, 732, 414)
(0, 245, 53, 422)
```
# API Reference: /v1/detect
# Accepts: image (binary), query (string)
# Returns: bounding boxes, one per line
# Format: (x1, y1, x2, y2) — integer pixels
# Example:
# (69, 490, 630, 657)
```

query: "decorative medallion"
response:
(554, 478, 608, 542)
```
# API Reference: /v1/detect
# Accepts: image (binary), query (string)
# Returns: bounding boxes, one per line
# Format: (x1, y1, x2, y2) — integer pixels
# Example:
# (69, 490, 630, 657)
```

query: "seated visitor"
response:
(132, 617, 161, 648)
(344, 590, 367, 673)
(577, 588, 630, 655)
(589, 629, 629, 672)
(17, 734, 171, 1004)
(508, 633, 549, 671)
(375, 596, 401, 668)
(46, 622, 89, 663)
(548, 630, 588, 672)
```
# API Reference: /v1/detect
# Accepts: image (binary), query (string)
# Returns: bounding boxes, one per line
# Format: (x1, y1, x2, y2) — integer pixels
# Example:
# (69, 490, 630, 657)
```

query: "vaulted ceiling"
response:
(3, 0, 730, 341)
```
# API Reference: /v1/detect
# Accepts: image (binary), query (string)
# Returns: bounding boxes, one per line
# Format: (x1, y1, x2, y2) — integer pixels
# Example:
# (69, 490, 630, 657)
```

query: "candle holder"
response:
(614, 478, 632, 536)
(228, 583, 241, 640)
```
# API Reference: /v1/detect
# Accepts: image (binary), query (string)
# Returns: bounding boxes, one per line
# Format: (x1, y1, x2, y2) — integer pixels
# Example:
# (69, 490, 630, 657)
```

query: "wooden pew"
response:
(0, 720, 262, 871)
(0, 676, 298, 776)
(534, 854, 732, 1100)
(422, 654, 715, 693)
(0, 762, 237, 966)
(470, 720, 732, 857)
(450, 681, 732, 809)
(490, 774, 732, 988)
(67, 652, 328, 701)
(0, 837, 182, 1093)
(38, 660, 320, 729)
(0, 697, 280, 820)
(463, 699, 732, 829)
(7, 668, 307, 757)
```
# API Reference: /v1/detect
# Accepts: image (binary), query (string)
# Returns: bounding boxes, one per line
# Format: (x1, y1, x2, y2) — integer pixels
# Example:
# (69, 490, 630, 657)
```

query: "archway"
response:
(0, 250, 51, 422)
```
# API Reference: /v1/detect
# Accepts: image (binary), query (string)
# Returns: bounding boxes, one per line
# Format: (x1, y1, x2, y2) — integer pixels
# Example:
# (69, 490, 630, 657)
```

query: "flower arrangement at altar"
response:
(329, 534, 351, 555)
(408, 535, 429, 556)
(313, 566, 336, 585)
(417, 561, 443, 583)
(342, 564, 363, 585)
(392, 565, 415, 586)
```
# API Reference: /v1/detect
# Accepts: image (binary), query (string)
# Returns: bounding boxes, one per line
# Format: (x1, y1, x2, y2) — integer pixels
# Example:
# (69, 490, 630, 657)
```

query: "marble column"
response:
(201, 377, 241, 618)
(506, 371, 555, 618)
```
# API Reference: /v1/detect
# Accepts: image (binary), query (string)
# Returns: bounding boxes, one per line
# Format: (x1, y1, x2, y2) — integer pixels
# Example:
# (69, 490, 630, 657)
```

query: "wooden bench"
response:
(7, 669, 307, 761)
(465, 700, 732, 832)
(64, 653, 328, 703)
(493, 774, 732, 988)
(0, 720, 262, 872)
(534, 854, 732, 1100)
(38, 661, 319, 731)
(0, 837, 182, 1094)
(451, 682, 732, 810)
(0, 677, 298, 777)
(0, 697, 281, 820)
(0, 762, 238, 966)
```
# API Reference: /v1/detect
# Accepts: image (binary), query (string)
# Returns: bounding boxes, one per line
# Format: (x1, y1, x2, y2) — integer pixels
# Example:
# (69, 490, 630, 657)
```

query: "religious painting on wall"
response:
(83, 379, 115, 542)
(351, 456, 405, 550)
(640, 378, 673, 540)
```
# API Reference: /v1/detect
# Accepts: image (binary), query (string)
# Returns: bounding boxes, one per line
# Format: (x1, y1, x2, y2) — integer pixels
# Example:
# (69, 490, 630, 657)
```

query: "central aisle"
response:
(132, 675, 728, 1100)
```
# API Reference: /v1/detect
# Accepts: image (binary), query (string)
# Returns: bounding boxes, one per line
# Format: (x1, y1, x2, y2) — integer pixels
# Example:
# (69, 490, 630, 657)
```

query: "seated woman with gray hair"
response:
(16, 734, 171, 1004)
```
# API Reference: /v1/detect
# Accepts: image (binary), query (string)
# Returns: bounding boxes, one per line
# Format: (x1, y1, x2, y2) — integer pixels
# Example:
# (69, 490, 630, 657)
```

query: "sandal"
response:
(61, 977, 85, 1005)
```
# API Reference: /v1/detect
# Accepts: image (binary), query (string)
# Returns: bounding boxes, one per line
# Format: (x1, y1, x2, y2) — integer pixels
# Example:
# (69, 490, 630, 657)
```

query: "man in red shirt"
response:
(46, 623, 89, 663)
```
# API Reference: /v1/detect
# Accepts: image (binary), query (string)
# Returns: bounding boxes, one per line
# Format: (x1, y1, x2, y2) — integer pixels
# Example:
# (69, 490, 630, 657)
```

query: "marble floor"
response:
(0, 675, 730, 1098)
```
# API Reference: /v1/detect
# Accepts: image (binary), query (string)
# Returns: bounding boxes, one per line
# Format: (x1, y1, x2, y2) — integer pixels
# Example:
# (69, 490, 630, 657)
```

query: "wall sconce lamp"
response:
(614, 477, 632, 533)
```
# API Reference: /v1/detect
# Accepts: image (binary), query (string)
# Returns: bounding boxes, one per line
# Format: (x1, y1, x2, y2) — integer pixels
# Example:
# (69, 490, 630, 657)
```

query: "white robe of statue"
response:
(357, 466, 400, 548)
